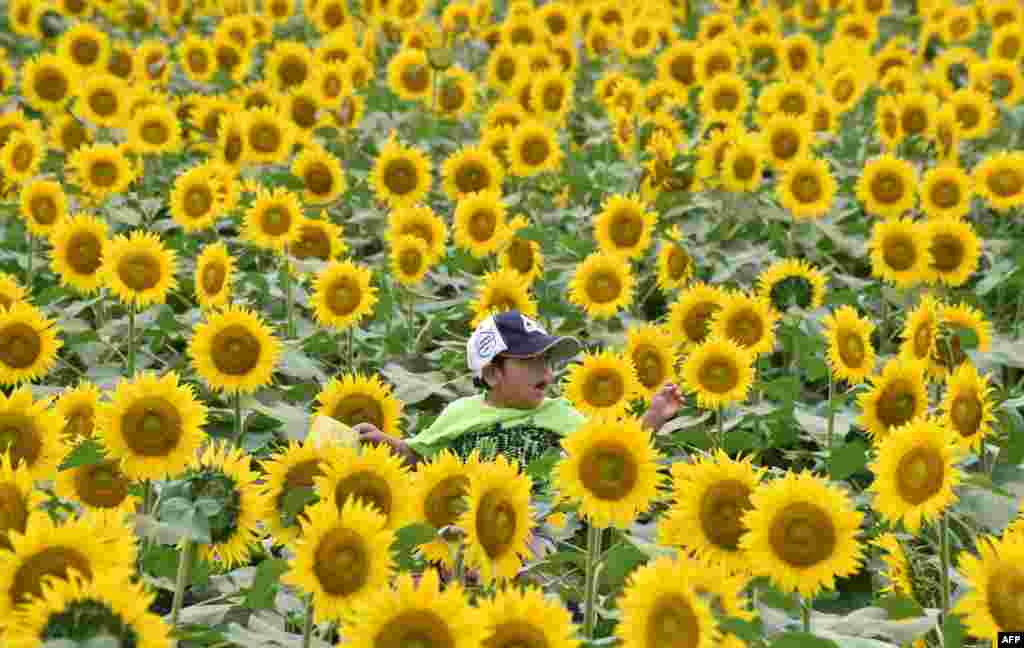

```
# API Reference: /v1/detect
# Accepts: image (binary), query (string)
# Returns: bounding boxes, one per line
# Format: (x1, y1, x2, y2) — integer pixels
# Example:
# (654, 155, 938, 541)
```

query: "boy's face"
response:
(486, 355, 554, 409)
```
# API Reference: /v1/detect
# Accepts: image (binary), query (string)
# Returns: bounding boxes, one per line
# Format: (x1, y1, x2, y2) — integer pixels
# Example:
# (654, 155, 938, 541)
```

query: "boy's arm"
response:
(640, 382, 684, 432)
(355, 424, 423, 468)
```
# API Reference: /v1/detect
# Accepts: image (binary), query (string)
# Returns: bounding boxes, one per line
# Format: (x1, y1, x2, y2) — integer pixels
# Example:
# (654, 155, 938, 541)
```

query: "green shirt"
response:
(407, 395, 587, 467)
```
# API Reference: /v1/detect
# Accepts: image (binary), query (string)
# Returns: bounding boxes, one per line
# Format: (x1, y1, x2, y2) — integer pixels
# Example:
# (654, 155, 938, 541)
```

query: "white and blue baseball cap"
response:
(467, 311, 580, 378)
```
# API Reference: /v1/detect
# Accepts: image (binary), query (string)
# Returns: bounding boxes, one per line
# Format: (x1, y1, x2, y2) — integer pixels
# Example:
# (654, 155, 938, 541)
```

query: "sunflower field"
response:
(2, 0, 1024, 646)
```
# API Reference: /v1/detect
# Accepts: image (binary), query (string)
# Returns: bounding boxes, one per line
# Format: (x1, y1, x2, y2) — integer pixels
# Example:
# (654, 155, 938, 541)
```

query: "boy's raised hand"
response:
(644, 382, 684, 431)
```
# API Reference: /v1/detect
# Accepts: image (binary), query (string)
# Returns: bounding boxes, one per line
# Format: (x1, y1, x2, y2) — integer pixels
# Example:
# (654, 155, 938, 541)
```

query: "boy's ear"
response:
(482, 363, 502, 388)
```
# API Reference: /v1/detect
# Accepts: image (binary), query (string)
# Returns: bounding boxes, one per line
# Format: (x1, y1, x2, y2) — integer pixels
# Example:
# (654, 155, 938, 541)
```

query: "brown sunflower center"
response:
(682, 302, 717, 343)
(520, 134, 551, 167)
(951, 392, 982, 438)
(60, 120, 89, 152)
(402, 63, 430, 94)
(930, 180, 960, 208)
(0, 483, 28, 550)
(399, 246, 425, 276)
(913, 320, 934, 359)
(475, 489, 518, 559)
(250, 121, 283, 154)
(330, 393, 384, 429)
(224, 131, 244, 163)
(294, 225, 332, 260)
(439, 80, 466, 113)
(791, 170, 823, 203)
(989, 168, 1024, 198)
(88, 88, 118, 118)
(0, 323, 42, 370)
(579, 442, 638, 501)
(955, 103, 980, 130)
(838, 330, 867, 368)
(424, 475, 469, 528)
(485, 621, 548, 648)
(29, 195, 58, 226)
(645, 594, 701, 648)
(542, 83, 565, 112)
(108, 50, 132, 78)
(201, 262, 226, 296)
(304, 163, 334, 196)
(335, 470, 392, 519)
(726, 309, 764, 348)
(882, 233, 917, 271)
(117, 252, 161, 292)
(383, 158, 419, 196)
(609, 211, 643, 248)
(64, 405, 94, 441)
(327, 276, 363, 316)
(901, 107, 928, 136)
(506, 239, 535, 274)
(699, 357, 739, 394)
(184, 185, 214, 219)
(666, 245, 691, 280)
(930, 233, 964, 273)
(770, 130, 799, 160)
(876, 379, 918, 430)
(141, 119, 170, 146)
(121, 397, 182, 456)
(187, 49, 210, 74)
(278, 56, 309, 87)
(380, 611, 455, 648)
(35, 68, 69, 102)
(583, 368, 625, 407)
(699, 479, 752, 551)
(896, 446, 945, 505)
(210, 324, 261, 376)
(670, 53, 696, 86)
(66, 231, 102, 275)
(732, 153, 757, 181)
(769, 501, 836, 567)
(585, 270, 622, 304)
(10, 141, 33, 172)
(468, 208, 497, 243)
(454, 161, 489, 194)
(291, 97, 318, 129)
(0, 417, 40, 469)
(74, 460, 131, 509)
(314, 527, 369, 595)
(89, 160, 118, 188)
(987, 564, 1024, 631)
(633, 346, 666, 389)
(999, 36, 1021, 60)
(871, 172, 907, 204)
(713, 87, 739, 111)
(11, 547, 93, 606)
(260, 205, 293, 236)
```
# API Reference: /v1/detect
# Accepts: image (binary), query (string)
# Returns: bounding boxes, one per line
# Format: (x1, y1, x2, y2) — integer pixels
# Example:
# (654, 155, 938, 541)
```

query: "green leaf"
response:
(391, 522, 438, 571)
(875, 594, 924, 620)
(599, 541, 646, 589)
(525, 448, 560, 484)
(719, 617, 763, 642)
(942, 613, 966, 648)
(828, 439, 869, 481)
(279, 486, 319, 528)
(955, 326, 979, 352)
(59, 439, 107, 471)
(159, 497, 213, 544)
(243, 558, 290, 610)
(769, 632, 839, 648)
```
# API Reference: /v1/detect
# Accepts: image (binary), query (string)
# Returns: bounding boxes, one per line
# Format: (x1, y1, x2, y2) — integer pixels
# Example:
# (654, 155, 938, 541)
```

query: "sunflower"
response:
(259, 442, 333, 545)
(758, 79, 819, 122)
(568, 252, 634, 320)
(920, 164, 973, 221)
(436, 66, 477, 120)
(341, 569, 481, 648)
(486, 46, 524, 94)
(178, 33, 217, 83)
(453, 191, 509, 258)
(939, 362, 995, 453)
(554, 416, 661, 529)
(655, 226, 694, 292)
(293, 215, 346, 262)
(498, 216, 544, 285)
(991, 24, 1024, 62)
(822, 306, 876, 385)
(242, 187, 303, 252)
(390, 235, 432, 286)
(441, 145, 504, 202)
(506, 119, 562, 178)
(53, 382, 101, 444)
(134, 40, 171, 86)
(0, 303, 62, 387)
(370, 135, 432, 208)
(386, 203, 448, 263)
(869, 416, 960, 533)
(593, 193, 657, 260)
(710, 292, 778, 357)
(192, 241, 234, 310)
(315, 443, 413, 531)
(0, 453, 43, 551)
(719, 134, 765, 194)
(955, 533, 1024, 644)
(468, 269, 538, 328)
(681, 336, 756, 410)
(101, 231, 177, 309)
(387, 48, 432, 102)
(761, 115, 812, 169)
(777, 155, 837, 220)
(242, 107, 295, 165)
(900, 295, 941, 370)
(658, 41, 700, 91)
(457, 453, 533, 584)
(280, 84, 325, 138)
(660, 450, 763, 573)
(857, 357, 929, 442)
(48, 114, 92, 155)
(74, 75, 129, 129)
(1, 131, 45, 185)
(873, 533, 916, 599)
(314, 373, 402, 438)
(616, 555, 720, 648)
(933, 302, 992, 378)
(0, 273, 25, 312)
(476, 585, 578, 648)
(312, 259, 377, 330)
(950, 88, 996, 141)
(895, 91, 938, 140)
(0, 514, 136, 623)
(265, 40, 313, 89)
(188, 305, 281, 394)
(563, 350, 641, 420)
(68, 144, 136, 201)
(283, 498, 393, 623)
(169, 164, 229, 233)
(18, 179, 67, 237)
(531, 68, 574, 124)
(292, 146, 347, 205)
(21, 53, 75, 114)
(869, 218, 931, 289)
(54, 457, 135, 513)
(124, 104, 181, 156)
(626, 324, 678, 401)
(756, 258, 827, 313)
(740, 470, 864, 598)
(4, 571, 171, 648)
(926, 218, 981, 287)
(410, 449, 472, 567)
(668, 282, 727, 349)
(974, 151, 1024, 212)
(181, 442, 267, 567)
(857, 154, 917, 219)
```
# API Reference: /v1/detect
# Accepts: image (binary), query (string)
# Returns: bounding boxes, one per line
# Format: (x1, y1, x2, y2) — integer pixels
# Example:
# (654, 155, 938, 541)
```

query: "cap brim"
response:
(502, 335, 580, 364)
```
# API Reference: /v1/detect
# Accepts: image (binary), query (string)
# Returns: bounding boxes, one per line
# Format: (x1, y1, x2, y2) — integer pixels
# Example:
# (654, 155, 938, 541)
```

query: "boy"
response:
(357, 310, 682, 467)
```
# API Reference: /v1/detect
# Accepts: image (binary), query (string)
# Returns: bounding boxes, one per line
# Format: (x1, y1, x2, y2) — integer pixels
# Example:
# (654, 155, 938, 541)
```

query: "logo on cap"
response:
(521, 314, 547, 335)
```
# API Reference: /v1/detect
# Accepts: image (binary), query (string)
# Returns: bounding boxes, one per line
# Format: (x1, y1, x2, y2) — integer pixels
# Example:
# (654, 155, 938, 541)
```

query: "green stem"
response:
(302, 593, 314, 648)
(284, 252, 293, 339)
(940, 513, 951, 618)
(802, 596, 812, 633)
(716, 407, 725, 453)
(879, 289, 889, 354)
(171, 539, 194, 628)
(583, 523, 603, 640)
(826, 371, 835, 451)
(25, 233, 33, 292)
(347, 327, 355, 371)
(233, 391, 244, 448)
(406, 288, 416, 351)
(128, 305, 136, 376)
